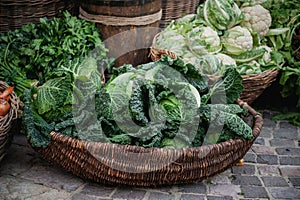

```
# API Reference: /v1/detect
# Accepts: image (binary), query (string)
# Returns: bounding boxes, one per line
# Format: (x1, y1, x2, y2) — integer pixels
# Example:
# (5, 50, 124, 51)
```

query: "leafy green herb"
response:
(262, 0, 300, 109)
(0, 11, 113, 97)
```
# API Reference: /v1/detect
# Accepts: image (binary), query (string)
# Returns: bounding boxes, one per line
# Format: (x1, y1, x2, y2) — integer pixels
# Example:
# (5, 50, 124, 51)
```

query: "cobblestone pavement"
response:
(0, 110, 299, 200)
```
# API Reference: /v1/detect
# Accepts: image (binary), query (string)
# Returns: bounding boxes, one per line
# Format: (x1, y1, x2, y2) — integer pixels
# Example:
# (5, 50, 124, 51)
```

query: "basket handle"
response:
(237, 99, 263, 139)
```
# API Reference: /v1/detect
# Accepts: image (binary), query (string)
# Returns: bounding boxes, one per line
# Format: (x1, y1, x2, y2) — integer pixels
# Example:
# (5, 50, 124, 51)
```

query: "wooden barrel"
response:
(0, 0, 75, 32)
(79, 0, 162, 67)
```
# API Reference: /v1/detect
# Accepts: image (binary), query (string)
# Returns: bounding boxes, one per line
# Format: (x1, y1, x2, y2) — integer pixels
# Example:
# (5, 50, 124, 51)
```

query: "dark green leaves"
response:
(22, 89, 55, 148)
(35, 76, 73, 116)
(200, 104, 253, 145)
(98, 58, 250, 148)
(202, 67, 243, 104)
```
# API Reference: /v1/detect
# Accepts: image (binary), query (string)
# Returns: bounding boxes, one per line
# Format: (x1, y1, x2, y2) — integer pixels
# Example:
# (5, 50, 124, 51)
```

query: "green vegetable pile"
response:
(23, 55, 253, 149)
(153, 0, 284, 76)
(1, 11, 254, 148)
(0, 12, 114, 145)
(0, 11, 113, 97)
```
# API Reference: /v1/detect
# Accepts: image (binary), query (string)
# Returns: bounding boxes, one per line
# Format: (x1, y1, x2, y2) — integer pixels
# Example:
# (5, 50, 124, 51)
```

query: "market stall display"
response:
(2, 0, 300, 188)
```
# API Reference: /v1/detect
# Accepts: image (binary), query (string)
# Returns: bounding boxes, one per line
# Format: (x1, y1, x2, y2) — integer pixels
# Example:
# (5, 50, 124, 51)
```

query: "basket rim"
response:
(149, 46, 280, 104)
(149, 46, 281, 76)
(33, 99, 263, 186)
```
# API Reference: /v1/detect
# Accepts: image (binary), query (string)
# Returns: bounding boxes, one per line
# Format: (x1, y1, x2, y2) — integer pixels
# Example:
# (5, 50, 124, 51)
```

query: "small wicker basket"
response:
(0, 0, 74, 32)
(33, 99, 262, 187)
(150, 47, 279, 105)
(0, 81, 19, 162)
(160, 0, 202, 28)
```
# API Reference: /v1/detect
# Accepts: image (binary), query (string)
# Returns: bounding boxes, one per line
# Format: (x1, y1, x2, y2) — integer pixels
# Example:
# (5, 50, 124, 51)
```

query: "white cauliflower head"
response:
(187, 26, 222, 55)
(221, 25, 253, 55)
(201, 26, 221, 48)
(215, 53, 237, 66)
(240, 4, 272, 37)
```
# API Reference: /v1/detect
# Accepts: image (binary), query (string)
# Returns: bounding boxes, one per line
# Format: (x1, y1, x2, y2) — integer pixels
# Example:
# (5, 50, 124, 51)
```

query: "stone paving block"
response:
(231, 164, 256, 175)
(25, 189, 71, 200)
(254, 137, 265, 145)
(257, 165, 280, 176)
(243, 152, 257, 163)
(178, 182, 206, 194)
(261, 117, 277, 128)
(289, 177, 300, 187)
(259, 127, 273, 138)
(0, 144, 40, 177)
(252, 145, 276, 155)
(112, 187, 146, 200)
(270, 139, 296, 147)
(19, 164, 85, 192)
(279, 156, 300, 165)
(276, 148, 300, 155)
(268, 187, 300, 199)
(279, 121, 299, 129)
(241, 186, 269, 198)
(148, 192, 176, 200)
(71, 193, 108, 200)
(231, 175, 262, 186)
(261, 176, 290, 187)
(280, 166, 300, 177)
(273, 127, 298, 140)
(206, 195, 234, 200)
(238, 199, 269, 200)
(79, 183, 115, 198)
(180, 194, 205, 200)
(207, 173, 232, 185)
(148, 185, 175, 193)
(208, 184, 241, 197)
(256, 155, 278, 165)
(0, 175, 55, 200)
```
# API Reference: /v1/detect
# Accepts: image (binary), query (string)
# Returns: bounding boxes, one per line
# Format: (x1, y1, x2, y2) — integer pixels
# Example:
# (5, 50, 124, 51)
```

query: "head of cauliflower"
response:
(240, 4, 272, 37)
(221, 25, 253, 55)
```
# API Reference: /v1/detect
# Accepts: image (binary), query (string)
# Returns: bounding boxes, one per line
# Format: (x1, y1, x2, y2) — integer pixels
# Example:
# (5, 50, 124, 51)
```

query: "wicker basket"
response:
(33, 99, 262, 186)
(0, 0, 74, 32)
(150, 47, 279, 105)
(160, 0, 202, 28)
(0, 81, 19, 162)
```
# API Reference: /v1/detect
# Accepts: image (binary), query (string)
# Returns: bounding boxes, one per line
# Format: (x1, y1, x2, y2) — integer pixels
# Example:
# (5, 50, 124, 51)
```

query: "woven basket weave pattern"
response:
(35, 100, 262, 186)
(0, 0, 74, 32)
(160, 0, 202, 28)
(0, 81, 19, 162)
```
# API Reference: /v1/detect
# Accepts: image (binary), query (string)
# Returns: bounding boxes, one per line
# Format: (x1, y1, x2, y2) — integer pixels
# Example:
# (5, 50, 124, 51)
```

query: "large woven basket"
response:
(34, 99, 263, 186)
(160, 0, 203, 28)
(150, 48, 279, 105)
(0, 81, 19, 162)
(0, 0, 74, 32)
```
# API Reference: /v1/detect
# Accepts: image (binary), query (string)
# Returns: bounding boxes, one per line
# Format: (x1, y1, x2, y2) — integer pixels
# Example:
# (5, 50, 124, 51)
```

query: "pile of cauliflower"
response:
(153, 0, 281, 76)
